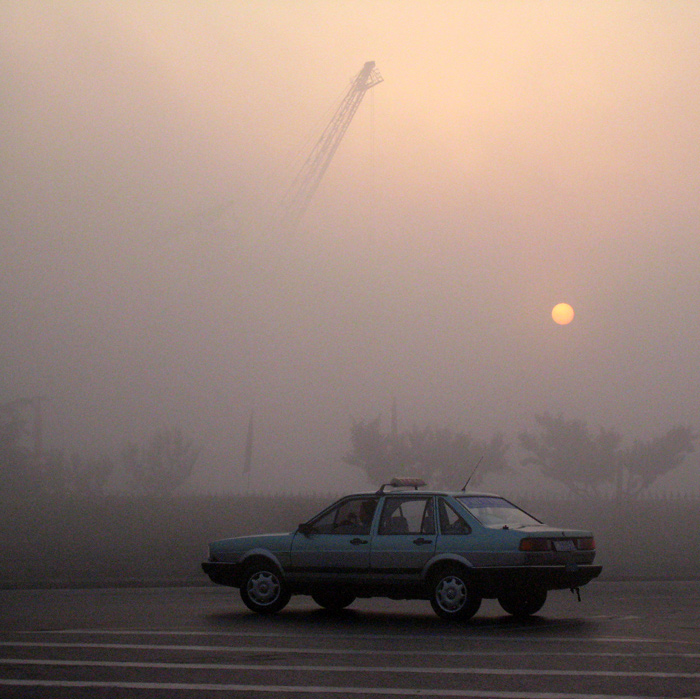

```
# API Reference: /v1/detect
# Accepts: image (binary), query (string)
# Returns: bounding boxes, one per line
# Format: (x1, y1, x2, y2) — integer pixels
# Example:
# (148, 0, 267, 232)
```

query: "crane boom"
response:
(281, 61, 383, 230)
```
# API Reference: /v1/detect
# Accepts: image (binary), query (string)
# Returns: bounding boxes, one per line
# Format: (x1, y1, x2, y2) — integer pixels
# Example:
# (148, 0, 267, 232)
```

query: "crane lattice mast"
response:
(281, 61, 383, 230)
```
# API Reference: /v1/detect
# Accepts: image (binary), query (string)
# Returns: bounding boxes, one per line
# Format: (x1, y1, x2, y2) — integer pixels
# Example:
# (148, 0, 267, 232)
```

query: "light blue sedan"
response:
(202, 478, 601, 620)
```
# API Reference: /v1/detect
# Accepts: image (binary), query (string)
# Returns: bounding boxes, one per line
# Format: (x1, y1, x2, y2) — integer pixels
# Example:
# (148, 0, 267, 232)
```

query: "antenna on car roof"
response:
(461, 456, 483, 491)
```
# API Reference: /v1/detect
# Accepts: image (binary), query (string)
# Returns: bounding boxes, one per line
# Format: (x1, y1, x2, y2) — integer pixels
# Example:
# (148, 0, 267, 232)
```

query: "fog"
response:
(2, 1, 699, 493)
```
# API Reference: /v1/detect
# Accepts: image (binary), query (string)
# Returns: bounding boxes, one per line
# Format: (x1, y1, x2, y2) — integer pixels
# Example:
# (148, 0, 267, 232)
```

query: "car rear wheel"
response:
(498, 587, 547, 618)
(240, 563, 291, 614)
(311, 588, 357, 611)
(429, 566, 481, 621)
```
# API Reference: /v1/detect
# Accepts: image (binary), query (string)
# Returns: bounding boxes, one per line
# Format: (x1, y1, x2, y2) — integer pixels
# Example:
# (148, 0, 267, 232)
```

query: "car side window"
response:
(438, 498, 471, 535)
(311, 498, 377, 535)
(379, 497, 435, 535)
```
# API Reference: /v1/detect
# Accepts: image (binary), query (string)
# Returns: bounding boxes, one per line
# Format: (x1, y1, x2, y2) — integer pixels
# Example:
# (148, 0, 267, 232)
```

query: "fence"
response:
(1, 491, 698, 588)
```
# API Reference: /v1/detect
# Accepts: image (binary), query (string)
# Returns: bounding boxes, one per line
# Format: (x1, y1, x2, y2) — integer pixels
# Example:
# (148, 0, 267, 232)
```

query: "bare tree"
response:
(405, 426, 508, 488)
(69, 453, 114, 496)
(519, 413, 697, 498)
(344, 418, 509, 488)
(0, 402, 34, 495)
(122, 428, 200, 496)
(617, 426, 696, 497)
(343, 418, 408, 485)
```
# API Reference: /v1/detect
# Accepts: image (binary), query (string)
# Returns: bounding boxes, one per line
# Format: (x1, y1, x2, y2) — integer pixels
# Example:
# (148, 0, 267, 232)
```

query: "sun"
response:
(552, 303, 575, 325)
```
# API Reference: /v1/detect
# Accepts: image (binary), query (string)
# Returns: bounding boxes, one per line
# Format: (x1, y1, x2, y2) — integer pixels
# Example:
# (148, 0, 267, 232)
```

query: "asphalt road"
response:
(0, 581, 698, 698)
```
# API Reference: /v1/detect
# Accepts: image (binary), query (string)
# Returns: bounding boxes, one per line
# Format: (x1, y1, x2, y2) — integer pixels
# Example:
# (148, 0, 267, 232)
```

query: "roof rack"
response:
(376, 477, 427, 494)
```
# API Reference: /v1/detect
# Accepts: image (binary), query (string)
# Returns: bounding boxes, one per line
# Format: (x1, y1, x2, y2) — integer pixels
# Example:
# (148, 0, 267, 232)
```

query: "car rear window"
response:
(456, 496, 541, 527)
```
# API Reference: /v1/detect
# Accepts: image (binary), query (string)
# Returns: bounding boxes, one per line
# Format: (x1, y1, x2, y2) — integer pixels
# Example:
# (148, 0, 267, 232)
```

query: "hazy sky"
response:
(2, 1, 699, 492)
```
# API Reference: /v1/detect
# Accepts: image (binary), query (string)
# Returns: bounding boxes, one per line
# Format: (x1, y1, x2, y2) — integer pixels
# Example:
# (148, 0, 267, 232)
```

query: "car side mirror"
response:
(297, 522, 313, 536)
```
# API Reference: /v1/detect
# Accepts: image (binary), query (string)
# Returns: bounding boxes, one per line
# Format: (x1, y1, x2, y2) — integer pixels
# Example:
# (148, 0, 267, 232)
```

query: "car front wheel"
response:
(429, 566, 481, 621)
(240, 563, 291, 614)
(498, 587, 547, 618)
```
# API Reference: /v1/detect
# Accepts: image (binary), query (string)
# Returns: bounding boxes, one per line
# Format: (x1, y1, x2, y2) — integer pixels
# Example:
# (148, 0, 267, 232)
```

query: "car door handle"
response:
(413, 538, 433, 545)
(350, 538, 368, 545)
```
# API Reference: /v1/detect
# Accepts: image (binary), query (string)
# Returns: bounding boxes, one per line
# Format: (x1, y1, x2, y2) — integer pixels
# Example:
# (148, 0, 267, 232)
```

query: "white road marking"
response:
(0, 678, 675, 698)
(27, 628, 682, 645)
(2, 640, 698, 659)
(1, 657, 699, 679)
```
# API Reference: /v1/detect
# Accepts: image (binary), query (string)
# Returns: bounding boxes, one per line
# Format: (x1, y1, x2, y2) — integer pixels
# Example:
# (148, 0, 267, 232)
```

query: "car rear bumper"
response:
(470, 564, 603, 596)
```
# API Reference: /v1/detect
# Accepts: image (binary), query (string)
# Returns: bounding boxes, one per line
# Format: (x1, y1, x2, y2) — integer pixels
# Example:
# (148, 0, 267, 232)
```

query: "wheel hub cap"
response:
(437, 576, 467, 612)
(248, 572, 280, 605)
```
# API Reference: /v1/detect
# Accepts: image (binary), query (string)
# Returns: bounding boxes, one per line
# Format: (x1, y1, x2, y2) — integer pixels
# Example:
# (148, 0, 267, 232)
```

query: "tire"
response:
(429, 566, 482, 621)
(240, 562, 291, 614)
(498, 587, 547, 618)
(311, 588, 356, 611)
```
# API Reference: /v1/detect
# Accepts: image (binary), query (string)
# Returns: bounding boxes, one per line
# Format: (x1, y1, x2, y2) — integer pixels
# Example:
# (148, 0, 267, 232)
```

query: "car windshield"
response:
(456, 496, 541, 528)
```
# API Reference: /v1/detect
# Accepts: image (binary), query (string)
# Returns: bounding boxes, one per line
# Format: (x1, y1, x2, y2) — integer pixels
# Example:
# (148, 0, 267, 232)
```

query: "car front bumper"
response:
(202, 561, 242, 587)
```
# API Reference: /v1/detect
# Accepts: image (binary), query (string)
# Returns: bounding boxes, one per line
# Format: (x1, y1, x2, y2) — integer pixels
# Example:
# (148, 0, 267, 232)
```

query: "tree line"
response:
(1, 397, 696, 499)
(0, 399, 199, 498)
(345, 412, 697, 499)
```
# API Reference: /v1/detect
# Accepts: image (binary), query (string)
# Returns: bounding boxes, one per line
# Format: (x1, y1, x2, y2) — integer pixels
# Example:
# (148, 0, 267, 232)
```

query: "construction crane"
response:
(280, 61, 383, 230)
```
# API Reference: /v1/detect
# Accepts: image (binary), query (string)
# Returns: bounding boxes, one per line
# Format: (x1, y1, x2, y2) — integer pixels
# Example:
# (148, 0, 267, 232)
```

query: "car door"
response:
(435, 496, 493, 563)
(370, 495, 436, 580)
(290, 497, 378, 580)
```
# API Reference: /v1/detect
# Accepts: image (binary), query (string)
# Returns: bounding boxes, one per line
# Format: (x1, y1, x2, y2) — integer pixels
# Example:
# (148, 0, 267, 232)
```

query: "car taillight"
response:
(576, 537, 596, 551)
(519, 538, 552, 552)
